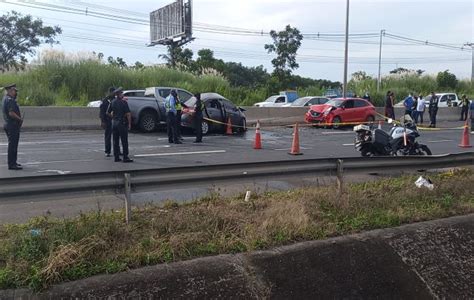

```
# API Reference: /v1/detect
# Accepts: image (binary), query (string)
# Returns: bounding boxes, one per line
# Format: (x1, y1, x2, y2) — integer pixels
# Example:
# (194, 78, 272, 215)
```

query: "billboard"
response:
(150, 0, 192, 45)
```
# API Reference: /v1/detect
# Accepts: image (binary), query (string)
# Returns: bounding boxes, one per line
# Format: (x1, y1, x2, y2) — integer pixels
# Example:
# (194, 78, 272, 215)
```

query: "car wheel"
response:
(332, 116, 341, 129)
(202, 121, 209, 135)
(238, 118, 247, 133)
(366, 115, 375, 124)
(139, 111, 157, 133)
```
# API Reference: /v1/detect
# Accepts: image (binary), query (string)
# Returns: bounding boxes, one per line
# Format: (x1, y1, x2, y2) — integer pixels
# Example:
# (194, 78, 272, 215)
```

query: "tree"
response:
(133, 61, 145, 69)
(436, 70, 458, 89)
(264, 25, 303, 88)
(0, 11, 62, 72)
(107, 56, 127, 68)
(351, 71, 372, 81)
(159, 45, 194, 70)
(389, 67, 411, 75)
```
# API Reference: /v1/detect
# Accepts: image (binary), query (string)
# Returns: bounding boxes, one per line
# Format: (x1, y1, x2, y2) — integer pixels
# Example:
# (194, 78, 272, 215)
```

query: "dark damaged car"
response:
(181, 93, 247, 135)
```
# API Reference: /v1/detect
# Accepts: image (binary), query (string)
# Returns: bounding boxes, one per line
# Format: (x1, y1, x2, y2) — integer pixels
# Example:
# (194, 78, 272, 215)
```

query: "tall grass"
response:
(349, 74, 474, 106)
(1, 54, 473, 107)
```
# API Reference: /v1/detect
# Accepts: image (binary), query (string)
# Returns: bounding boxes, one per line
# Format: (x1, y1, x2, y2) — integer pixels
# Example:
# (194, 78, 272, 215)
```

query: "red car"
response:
(305, 98, 376, 128)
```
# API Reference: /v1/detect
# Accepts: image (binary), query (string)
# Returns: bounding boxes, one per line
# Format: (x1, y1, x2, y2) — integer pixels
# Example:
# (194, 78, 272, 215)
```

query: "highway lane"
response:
(0, 125, 472, 179)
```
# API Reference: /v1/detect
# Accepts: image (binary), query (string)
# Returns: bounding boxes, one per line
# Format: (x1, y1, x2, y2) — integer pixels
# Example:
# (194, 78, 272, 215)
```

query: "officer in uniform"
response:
(428, 92, 439, 128)
(193, 93, 204, 143)
(165, 90, 181, 144)
(107, 87, 133, 163)
(100, 87, 115, 157)
(2, 84, 23, 170)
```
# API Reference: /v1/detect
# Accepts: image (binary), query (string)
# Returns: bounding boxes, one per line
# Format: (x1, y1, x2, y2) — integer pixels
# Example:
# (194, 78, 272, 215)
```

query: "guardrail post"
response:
(124, 173, 132, 224)
(336, 159, 344, 196)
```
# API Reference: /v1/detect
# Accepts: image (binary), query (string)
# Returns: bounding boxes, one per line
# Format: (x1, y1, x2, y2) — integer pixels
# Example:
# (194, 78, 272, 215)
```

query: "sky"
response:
(1, 0, 473, 82)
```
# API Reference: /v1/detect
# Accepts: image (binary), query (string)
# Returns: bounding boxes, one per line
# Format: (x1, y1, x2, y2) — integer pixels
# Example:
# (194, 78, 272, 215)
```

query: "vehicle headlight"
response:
(323, 107, 332, 116)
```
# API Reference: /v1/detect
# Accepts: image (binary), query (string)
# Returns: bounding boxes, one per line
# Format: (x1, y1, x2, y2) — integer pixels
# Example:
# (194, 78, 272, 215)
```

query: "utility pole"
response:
(377, 29, 385, 92)
(464, 43, 474, 82)
(343, 0, 350, 98)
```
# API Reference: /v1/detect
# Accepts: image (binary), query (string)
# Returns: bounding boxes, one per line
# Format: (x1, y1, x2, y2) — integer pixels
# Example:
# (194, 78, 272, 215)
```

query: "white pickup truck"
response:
(429, 93, 461, 107)
(253, 91, 299, 107)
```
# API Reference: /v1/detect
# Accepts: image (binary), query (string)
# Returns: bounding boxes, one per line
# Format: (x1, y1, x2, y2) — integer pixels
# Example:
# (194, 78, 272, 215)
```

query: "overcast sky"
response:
(1, 0, 473, 81)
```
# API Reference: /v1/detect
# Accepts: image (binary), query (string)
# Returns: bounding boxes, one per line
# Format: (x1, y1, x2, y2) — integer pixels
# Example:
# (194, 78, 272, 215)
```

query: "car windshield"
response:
(264, 96, 278, 103)
(325, 99, 344, 107)
(292, 97, 311, 106)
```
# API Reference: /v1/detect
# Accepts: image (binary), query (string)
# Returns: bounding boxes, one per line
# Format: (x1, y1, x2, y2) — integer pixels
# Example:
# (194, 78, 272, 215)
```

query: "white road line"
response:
(321, 131, 354, 135)
(342, 143, 354, 146)
(134, 150, 226, 157)
(274, 147, 312, 151)
(426, 140, 454, 143)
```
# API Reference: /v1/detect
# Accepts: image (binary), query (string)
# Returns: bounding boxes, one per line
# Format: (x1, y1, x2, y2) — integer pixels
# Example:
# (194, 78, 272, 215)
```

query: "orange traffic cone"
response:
(289, 123, 303, 155)
(254, 120, 262, 149)
(459, 120, 472, 148)
(226, 117, 233, 135)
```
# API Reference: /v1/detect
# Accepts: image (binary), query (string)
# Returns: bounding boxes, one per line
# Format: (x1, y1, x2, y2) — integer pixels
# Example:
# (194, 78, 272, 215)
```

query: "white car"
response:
(253, 95, 288, 107)
(86, 89, 145, 107)
(282, 96, 329, 107)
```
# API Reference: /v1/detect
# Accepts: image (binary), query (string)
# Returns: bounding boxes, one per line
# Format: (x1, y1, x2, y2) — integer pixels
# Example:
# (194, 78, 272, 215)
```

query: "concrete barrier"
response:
(15, 106, 465, 131)
(3, 214, 472, 299)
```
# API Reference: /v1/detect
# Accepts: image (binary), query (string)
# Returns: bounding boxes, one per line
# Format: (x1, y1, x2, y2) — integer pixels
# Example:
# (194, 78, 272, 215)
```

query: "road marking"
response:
(343, 143, 354, 146)
(321, 131, 354, 135)
(134, 150, 226, 157)
(274, 147, 312, 151)
(426, 140, 454, 143)
(24, 159, 95, 165)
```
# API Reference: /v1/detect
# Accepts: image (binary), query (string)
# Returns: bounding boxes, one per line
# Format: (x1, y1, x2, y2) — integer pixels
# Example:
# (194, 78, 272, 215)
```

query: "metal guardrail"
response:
(0, 153, 473, 199)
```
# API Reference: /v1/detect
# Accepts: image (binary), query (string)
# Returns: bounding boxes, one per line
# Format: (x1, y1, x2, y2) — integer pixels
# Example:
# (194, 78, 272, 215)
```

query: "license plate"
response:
(353, 124, 370, 131)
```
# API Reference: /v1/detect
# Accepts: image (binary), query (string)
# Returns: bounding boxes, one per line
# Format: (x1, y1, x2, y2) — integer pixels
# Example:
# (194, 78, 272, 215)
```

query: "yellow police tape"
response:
(202, 114, 467, 131)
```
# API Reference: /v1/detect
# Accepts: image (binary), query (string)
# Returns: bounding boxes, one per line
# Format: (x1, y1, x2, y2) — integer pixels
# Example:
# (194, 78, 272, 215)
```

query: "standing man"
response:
(100, 87, 115, 157)
(460, 94, 469, 121)
(415, 94, 426, 124)
(385, 91, 395, 120)
(193, 93, 204, 143)
(165, 90, 181, 144)
(403, 94, 414, 117)
(2, 84, 22, 170)
(107, 87, 133, 163)
(428, 92, 439, 128)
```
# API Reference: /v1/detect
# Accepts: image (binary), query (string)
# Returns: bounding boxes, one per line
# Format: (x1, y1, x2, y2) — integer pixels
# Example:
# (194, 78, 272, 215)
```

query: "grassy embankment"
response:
(0, 169, 473, 290)
(0, 58, 473, 107)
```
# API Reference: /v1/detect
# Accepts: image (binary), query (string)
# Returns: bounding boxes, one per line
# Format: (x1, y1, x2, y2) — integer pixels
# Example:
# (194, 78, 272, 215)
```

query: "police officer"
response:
(100, 87, 115, 157)
(175, 94, 188, 141)
(460, 94, 469, 121)
(107, 87, 133, 163)
(428, 91, 439, 128)
(2, 84, 23, 170)
(193, 93, 204, 143)
(165, 90, 181, 144)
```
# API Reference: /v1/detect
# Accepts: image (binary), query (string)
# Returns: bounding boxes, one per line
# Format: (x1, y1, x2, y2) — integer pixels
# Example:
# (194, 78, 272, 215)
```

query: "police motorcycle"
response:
(353, 115, 432, 157)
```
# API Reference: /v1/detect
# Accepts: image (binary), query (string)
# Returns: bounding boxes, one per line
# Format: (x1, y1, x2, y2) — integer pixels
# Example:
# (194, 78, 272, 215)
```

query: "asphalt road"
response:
(0, 125, 472, 223)
(0, 124, 471, 179)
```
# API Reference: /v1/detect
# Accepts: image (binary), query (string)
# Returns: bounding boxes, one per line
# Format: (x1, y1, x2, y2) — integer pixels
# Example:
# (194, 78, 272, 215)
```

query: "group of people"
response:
(384, 91, 470, 128)
(99, 88, 204, 162)
(163, 90, 203, 145)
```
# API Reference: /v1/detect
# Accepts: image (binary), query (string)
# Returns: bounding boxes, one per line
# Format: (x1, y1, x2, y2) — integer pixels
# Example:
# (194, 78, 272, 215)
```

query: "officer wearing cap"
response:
(2, 84, 23, 170)
(107, 87, 133, 163)
(100, 87, 115, 157)
(193, 93, 204, 143)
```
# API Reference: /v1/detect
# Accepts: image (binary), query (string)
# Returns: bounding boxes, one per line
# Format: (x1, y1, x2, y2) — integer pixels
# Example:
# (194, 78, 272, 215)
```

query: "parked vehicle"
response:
(86, 90, 145, 107)
(181, 93, 247, 135)
(354, 115, 432, 156)
(324, 88, 354, 98)
(282, 96, 329, 107)
(253, 91, 299, 107)
(395, 93, 461, 108)
(125, 87, 193, 133)
(304, 98, 376, 128)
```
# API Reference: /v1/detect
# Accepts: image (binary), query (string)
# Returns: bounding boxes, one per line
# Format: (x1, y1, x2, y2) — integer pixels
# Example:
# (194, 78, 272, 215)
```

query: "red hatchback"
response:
(305, 98, 376, 128)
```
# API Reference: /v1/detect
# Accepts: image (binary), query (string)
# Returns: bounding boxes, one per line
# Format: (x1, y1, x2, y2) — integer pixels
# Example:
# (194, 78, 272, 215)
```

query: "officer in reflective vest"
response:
(165, 90, 181, 144)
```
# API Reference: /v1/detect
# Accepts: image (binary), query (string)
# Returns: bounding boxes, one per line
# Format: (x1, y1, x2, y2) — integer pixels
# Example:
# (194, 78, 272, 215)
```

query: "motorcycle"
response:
(354, 115, 432, 157)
